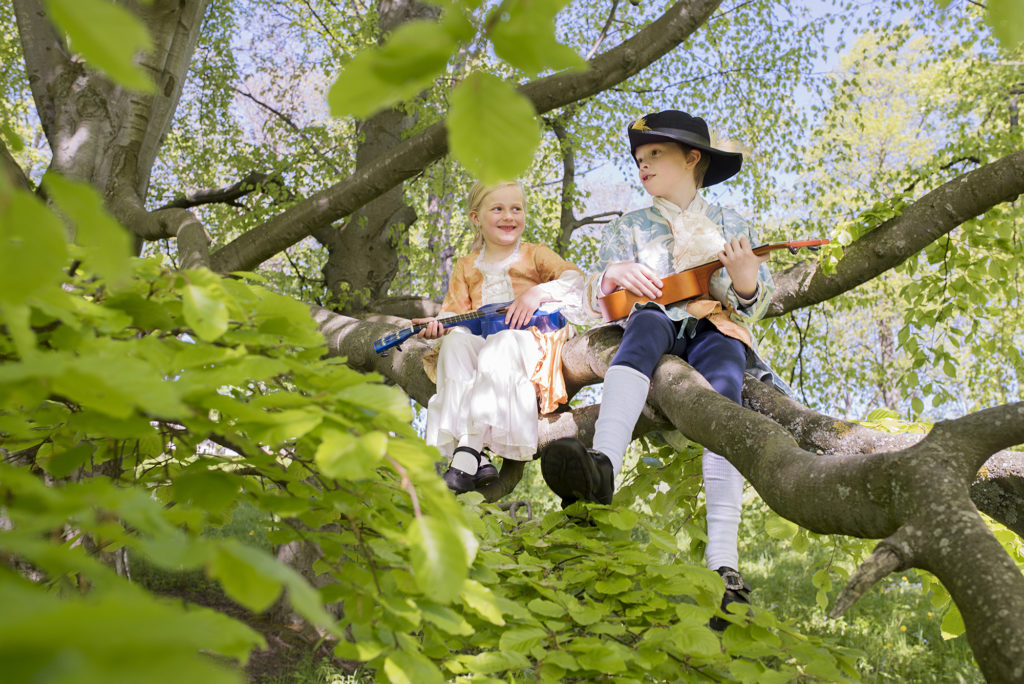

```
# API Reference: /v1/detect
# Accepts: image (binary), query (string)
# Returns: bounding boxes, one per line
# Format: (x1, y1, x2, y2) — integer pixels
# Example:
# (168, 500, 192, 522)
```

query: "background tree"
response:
(1, 0, 1023, 681)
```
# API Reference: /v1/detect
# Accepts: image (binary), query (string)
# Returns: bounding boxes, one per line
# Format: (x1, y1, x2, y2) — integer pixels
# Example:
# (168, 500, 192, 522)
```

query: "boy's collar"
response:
(654, 192, 707, 214)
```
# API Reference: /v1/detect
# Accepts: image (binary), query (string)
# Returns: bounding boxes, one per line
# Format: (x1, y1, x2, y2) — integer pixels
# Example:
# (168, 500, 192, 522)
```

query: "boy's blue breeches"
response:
(610, 308, 746, 404)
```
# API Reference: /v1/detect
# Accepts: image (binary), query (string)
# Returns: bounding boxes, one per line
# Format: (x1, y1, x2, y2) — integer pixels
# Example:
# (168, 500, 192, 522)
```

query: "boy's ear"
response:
(687, 148, 702, 167)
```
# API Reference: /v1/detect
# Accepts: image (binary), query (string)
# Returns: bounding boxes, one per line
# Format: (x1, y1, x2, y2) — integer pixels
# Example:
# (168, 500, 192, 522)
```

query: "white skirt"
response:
(425, 328, 544, 462)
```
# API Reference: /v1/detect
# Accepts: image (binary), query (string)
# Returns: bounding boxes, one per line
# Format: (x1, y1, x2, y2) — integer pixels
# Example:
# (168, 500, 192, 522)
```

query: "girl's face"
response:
(634, 142, 700, 200)
(471, 185, 525, 250)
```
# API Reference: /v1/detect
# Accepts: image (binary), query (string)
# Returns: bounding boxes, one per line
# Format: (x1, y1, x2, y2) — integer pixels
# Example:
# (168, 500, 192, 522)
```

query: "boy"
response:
(540, 110, 782, 629)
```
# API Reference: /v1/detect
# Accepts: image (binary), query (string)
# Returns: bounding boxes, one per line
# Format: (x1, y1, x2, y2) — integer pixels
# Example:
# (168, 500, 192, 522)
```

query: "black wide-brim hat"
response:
(627, 110, 743, 187)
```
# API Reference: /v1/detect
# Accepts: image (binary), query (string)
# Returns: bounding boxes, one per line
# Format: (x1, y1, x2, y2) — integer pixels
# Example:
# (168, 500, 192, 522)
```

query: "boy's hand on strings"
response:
(504, 286, 546, 329)
(603, 262, 663, 299)
(412, 317, 446, 340)
(719, 236, 768, 300)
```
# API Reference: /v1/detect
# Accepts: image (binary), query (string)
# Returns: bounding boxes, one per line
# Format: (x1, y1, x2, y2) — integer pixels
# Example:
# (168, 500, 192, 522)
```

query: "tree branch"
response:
(208, 0, 726, 273)
(829, 537, 907, 618)
(155, 171, 279, 210)
(1, 138, 33, 192)
(769, 149, 1024, 316)
(548, 113, 579, 255)
(12, 0, 71, 139)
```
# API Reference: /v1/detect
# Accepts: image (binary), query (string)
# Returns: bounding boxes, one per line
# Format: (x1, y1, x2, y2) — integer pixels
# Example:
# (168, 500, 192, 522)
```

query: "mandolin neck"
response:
(410, 306, 496, 332)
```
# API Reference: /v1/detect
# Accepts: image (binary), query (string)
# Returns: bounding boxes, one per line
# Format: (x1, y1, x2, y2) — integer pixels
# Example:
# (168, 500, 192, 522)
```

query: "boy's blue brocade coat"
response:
(588, 202, 793, 396)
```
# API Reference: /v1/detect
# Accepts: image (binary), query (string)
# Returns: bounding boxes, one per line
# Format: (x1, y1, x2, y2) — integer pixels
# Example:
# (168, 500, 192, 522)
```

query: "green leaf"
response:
(209, 544, 284, 613)
(593, 575, 633, 595)
(592, 508, 638, 531)
(1, 120, 25, 152)
(791, 529, 810, 553)
(499, 626, 548, 654)
(488, 0, 584, 75)
(44, 0, 155, 92)
(43, 174, 133, 288)
(182, 283, 230, 341)
(940, 603, 966, 640)
(985, 0, 1024, 48)
(420, 603, 474, 636)
(328, 18, 462, 118)
(0, 303, 36, 359)
(408, 516, 469, 604)
(383, 649, 445, 684)
(764, 515, 798, 540)
(171, 470, 239, 514)
(250, 408, 323, 445)
(0, 190, 68, 305)
(456, 650, 531, 675)
(0, 582, 260, 684)
(461, 579, 505, 625)
(42, 442, 95, 479)
(447, 71, 541, 184)
(315, 428, 376, 481)
(527, 598, 565, 618)
(571, 640, 627, 673)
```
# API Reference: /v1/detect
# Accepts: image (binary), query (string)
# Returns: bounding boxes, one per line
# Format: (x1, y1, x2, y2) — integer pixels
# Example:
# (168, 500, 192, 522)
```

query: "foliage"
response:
(1, 168, 862, 680)
(760, 13, 1024, 419)
(4, 0, 1024, 680)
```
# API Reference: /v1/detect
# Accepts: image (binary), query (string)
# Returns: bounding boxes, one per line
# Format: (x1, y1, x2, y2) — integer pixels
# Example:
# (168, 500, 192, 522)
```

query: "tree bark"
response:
(314, 0, 435, 313)
(13, 0, 211, 249)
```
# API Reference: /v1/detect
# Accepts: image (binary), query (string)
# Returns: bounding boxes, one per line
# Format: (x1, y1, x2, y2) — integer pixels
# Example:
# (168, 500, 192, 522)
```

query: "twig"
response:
(386, 455, 422, 518)
(156, 171, 277, 211)
(830, 540, 906, 618)
(230, 86, 345, 175)
(585, 0, 620, 61)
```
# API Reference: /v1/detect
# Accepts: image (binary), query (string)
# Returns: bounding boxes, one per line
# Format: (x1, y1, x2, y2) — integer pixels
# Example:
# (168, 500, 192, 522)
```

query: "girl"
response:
(414, 181, 587, 494)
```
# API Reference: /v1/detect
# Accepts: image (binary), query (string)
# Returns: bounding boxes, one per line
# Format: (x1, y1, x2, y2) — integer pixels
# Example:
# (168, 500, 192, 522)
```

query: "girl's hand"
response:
(719, 236, 768, 300)
(412, 317, 446, 340)
(603, 262, 663, 299)
(504, 286, 547, 329)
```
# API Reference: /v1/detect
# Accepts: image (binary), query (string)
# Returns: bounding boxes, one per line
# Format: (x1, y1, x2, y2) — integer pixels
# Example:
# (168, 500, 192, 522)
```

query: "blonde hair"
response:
(466, 180, 526, 252)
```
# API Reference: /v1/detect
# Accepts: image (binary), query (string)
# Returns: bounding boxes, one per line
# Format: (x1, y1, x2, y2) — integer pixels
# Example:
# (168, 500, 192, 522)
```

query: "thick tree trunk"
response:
(315, 0, 434, 313)
(13, 0, 211, 249)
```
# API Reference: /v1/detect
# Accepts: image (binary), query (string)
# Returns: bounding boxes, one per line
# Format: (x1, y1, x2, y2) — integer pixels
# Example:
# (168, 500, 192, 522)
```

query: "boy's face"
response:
(634, 142, 700, 199)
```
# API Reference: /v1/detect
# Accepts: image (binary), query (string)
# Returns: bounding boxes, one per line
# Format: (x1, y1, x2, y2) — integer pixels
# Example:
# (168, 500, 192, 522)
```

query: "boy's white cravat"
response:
(652, 195, 725, 273)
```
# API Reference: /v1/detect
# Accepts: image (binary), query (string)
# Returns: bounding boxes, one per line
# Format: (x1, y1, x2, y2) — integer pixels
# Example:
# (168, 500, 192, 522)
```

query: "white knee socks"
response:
(450, 435, 485, 474)
(703, 449, 744, 570)
(593, 365, 652, 477)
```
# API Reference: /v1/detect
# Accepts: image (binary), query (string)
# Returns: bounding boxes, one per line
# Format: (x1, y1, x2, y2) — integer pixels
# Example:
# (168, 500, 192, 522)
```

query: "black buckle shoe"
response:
(474, 462, 499, 487)
(709, 566, 752, 631)
(538, 438, 614, 507)
(444, 446, 484, 495)
(442, 466, 477, 494)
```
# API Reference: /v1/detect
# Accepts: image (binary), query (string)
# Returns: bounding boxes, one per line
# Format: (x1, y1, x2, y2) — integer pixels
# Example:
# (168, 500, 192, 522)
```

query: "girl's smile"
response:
(471, 185, 526, 256)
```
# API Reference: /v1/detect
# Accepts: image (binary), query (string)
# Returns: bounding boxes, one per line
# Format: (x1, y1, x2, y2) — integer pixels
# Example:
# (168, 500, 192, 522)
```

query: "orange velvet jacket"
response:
(440, 242, 579, 314)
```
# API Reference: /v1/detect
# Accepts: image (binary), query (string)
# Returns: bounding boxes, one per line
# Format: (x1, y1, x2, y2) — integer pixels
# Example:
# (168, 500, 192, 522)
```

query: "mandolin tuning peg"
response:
(788, 246, 799, 255)
(808, 246, 821, 252)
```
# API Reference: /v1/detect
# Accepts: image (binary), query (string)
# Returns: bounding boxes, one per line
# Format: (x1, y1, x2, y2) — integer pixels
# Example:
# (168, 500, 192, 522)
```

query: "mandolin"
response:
(598, 239, 829, 322)
(373, 302, 567, 356)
